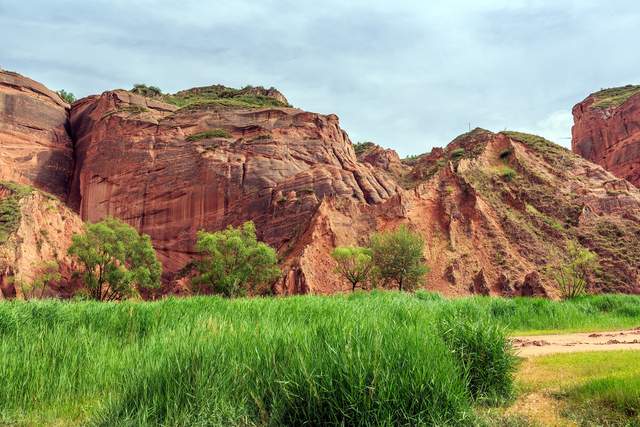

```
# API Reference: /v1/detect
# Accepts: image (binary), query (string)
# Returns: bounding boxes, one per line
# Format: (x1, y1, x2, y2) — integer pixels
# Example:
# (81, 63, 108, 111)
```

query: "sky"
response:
(1, 0, 639, 157)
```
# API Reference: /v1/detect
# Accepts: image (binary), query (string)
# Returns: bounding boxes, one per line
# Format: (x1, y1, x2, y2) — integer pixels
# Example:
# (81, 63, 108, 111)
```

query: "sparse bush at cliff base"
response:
(331, 246, 374, 291)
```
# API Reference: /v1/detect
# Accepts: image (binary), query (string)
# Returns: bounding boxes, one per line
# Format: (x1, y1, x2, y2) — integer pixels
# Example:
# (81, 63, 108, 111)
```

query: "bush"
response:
(193, 221, 280, 297)
(56, 89, 76, 103)
(370, 225, 429, 291)
(131, 84, 162, 97)
(450, 148, 465, 160)
(68, 217, 161, 301)
(185, 129, 231, 141)
(496, 165, 517, 181)
(550, 241, 599, 300)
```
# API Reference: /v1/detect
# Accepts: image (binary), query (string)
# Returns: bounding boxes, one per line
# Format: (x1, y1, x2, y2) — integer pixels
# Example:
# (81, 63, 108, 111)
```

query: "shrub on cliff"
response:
(131, 83, 162, 97)
(68, 217, 161, 301)
(370, 225, 429, 291)
(331, 246, 374, 291)
(193, 221, 280, 297)
(56, 89, 76, 104)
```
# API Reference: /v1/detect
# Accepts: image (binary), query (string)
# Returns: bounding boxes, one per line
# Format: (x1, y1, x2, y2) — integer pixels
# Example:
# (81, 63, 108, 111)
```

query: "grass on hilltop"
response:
(162, 85, 290, 110)
(591, 84, 640, 110)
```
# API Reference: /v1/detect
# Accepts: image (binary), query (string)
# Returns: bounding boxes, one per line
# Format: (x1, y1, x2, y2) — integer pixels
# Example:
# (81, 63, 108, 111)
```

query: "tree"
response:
(18, 261, 61, 300)
(68, 218, 161, 301)
(193, 221, 280, 297)
(370, 225, 429, 292)
(550, 241, 599, 300)
(331, 246, 373, 291)
(56, 89, 76, 104)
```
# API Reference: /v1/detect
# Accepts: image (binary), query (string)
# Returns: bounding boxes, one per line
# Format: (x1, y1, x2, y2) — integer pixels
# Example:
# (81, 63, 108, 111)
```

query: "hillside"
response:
(1, 69, 639, 297)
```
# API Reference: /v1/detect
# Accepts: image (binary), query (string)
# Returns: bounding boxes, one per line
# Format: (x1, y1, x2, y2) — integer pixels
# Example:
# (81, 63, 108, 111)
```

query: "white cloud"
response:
(1, 0, 639, 156)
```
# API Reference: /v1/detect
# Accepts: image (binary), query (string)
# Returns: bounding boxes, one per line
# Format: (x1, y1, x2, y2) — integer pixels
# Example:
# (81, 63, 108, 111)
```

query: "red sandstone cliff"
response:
(0, 70, 74, 200)
(572, 85, 640, 187)
(1, 70, 639, 297)
(68, 89, 398, 277)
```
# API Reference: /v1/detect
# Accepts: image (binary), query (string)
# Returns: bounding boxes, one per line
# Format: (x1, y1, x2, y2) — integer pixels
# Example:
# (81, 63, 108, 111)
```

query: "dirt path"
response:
(511, 328, 640, 357)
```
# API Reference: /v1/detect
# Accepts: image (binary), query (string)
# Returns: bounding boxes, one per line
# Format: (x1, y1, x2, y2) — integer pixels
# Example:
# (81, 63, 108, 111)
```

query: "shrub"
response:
(18, 261, 61, 300)
(193, 221, 280, 297)
(352, 141, 375, 156)
(56, 89, 76, 104)
(185, 129, 231, 141)
(550, 241, 599, 300)
(450, 148, 465, 160)
(496, 165, 516, 181)
(68, 217, 161, 301)
(331, 246, 374, 291)
(370, 225, 429, 291)
(131, 84, 162, 97)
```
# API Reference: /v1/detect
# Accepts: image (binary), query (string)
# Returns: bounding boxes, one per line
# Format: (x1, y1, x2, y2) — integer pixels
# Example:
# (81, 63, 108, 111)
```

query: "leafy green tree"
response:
(370, 225, 429, 292)
(331, 246, 373, 291)
(551, 241, 599, 300)
(193, 221, 280, 297)
(68, 218, 161, 301)
(56, 89, 76, 103)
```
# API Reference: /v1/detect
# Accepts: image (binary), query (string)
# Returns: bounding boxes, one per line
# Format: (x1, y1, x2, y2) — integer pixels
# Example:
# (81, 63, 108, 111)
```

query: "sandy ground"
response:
(511, 328, 640, 357)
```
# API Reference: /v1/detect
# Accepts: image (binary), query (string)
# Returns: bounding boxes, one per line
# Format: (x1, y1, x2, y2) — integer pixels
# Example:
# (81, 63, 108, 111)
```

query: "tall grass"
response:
(0, 292, 515, 426)
(1, 292, 639, 425)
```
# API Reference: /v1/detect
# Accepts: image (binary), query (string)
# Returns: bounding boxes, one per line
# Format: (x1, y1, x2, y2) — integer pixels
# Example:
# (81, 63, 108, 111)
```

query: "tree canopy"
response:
(331, 246, 373, 291)
(193, 221, 280, 297)
(370, 225, 428, 291)
(68, 217, 161, 301)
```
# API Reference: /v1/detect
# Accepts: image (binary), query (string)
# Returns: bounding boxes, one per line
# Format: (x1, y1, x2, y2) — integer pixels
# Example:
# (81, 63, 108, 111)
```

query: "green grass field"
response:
(1, 292, 639, 426)
(515, 351, 640, 426)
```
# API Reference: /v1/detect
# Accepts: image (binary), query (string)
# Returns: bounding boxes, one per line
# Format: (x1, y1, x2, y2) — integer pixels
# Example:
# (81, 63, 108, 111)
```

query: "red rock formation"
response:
(0, 182, 84, 299)
(0, 70, 74, 200)
(572, 85, 640, 187)
(69, 90, 398, 274)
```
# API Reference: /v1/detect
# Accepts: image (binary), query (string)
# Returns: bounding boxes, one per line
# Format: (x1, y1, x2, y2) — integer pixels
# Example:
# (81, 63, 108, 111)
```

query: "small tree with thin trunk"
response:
(331, 246, 373, 291)
(68, 218, 161, 301)
(370, 225, 429, 292)
(550, 241, 599, 300)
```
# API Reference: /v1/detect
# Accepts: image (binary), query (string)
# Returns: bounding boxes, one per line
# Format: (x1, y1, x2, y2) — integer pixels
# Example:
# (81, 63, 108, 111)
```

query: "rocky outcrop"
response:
(0, 70, 74, 200)
(1, 70, 639, 298)
(68, 90, 398, 274)
(572, 85, 640, 187)
(0, 182, 83, 299)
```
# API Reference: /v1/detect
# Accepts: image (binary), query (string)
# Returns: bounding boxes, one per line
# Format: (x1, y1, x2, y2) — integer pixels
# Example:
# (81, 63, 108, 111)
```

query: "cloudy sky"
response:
(1, 1, 638, 156)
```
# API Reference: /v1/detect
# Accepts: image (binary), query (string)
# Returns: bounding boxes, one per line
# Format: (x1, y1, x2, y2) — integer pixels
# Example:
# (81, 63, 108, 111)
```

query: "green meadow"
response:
(1, 292, 640, 426)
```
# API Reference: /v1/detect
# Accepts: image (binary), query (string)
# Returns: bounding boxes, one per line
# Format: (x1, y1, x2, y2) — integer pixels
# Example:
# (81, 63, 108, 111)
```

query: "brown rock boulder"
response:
(0, 70, 74, 200)
(572, 85, 640, 187)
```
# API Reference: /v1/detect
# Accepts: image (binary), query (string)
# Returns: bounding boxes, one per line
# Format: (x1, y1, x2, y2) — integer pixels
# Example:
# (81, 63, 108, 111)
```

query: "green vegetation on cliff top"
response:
(591, 84, 640, 109)
(161, 85, 290, 110)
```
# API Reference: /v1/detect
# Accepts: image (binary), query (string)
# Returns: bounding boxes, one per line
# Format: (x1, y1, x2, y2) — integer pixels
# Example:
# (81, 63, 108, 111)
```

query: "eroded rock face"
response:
(69, 90, 398, 273)
(0, 182, 84, 299)
(572, 86, 640, 187)
(0, 70, 74, 200)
